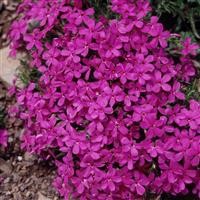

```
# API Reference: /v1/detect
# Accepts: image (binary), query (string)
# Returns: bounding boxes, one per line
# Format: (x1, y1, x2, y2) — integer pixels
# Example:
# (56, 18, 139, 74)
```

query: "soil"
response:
(0, 0, 20, 48)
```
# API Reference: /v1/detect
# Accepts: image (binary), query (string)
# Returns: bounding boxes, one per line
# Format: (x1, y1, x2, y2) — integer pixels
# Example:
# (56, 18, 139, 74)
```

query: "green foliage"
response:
(183, 79, 200, 101)
(166, 36, 182, 57)
(150, 0, 200, 41)
(17, 59, 41, 86)
(150, 0, 184, 17)
(86, 0, 118, 19)
(87, 0, 109, 13)
(0, 109, 5, 129)
(183, 60, 200, 101)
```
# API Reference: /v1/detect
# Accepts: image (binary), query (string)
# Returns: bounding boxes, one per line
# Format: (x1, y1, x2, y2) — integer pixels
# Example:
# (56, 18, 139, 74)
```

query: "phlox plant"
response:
(8, 0, 200, 199)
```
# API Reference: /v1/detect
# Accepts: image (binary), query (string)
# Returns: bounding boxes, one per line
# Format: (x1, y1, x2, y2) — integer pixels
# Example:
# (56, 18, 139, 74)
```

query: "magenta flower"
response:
(147, 17, 170, 48)
(127, 54, 154, 85)
(9, 20, 27, 41)
(175, 105, 200, 130)
(87, 102, 113, 121)
(61, 42, 81, 64)
(130, 171, 150, 196)
(102, 85, 124, 107)
(80, 154, 104, 177)
(71, 174, 93, 194)
(101, 168, 122, 192)
(116, 63, 134, 84)
(79, 20, 104, 40)
(106, 115, 129, 138)
(119, 137, 139, 169)
(152, 71, 171, 92)
(141, 115, 166, 138)
(168, 82, 185, 102)
(86, 143, 101, 160)
(35, 6, 59, 27)
(118, 20, 134, 34)
(181, 37, 199, 56)
(42, 46, 60, 66)
(160, 161, 196, 192)
(132, 104, 154, 122)
(24, 32, 43, 51)
(62, 130, 88, 155)
(100, 36, 122, 58)
(188, 142, 200, 167)
(147, 144, 163, 158)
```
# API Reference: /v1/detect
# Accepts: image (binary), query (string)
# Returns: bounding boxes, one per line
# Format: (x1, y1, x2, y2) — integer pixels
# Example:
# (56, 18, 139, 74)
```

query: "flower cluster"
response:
(9, 0, 200, 199)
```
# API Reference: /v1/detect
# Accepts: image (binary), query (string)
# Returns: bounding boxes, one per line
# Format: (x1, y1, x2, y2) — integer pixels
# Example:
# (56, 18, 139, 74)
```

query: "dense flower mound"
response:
(9, 0, 200, 199)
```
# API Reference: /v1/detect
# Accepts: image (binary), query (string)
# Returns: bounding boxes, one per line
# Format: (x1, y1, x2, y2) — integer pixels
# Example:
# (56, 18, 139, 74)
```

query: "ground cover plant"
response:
(8, 0, 200, 199)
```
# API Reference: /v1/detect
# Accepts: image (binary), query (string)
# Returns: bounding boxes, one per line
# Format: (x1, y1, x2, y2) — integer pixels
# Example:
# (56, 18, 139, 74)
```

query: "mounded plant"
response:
(9, 0, 200, 199)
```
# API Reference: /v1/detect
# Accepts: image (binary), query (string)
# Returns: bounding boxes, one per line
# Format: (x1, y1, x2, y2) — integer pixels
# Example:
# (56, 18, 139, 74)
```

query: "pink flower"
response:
(188, 142, 200, 167)
(182, 37, 199, 56)
(106, 115, 128, 137)
(168, 82, 185, 102)
(148, 16, 170, 48)
(62, 129, 88, 155)
(9, 20, 27, 41)
(130, 171, 150, 196)
(102, 85, 124, 107)
(42, 46, 60, 66)
(132, 104, 154, 122)
(152, 71, 171, 92)
(101, 168, 122, 192)
(24, 31, 43, 51)
(141, 115, 166, 138)
(175, 102, 200, 130)
(61, 42, 81, 64)
(116, 63, 134, 84)
(87, 101, 113, 121)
